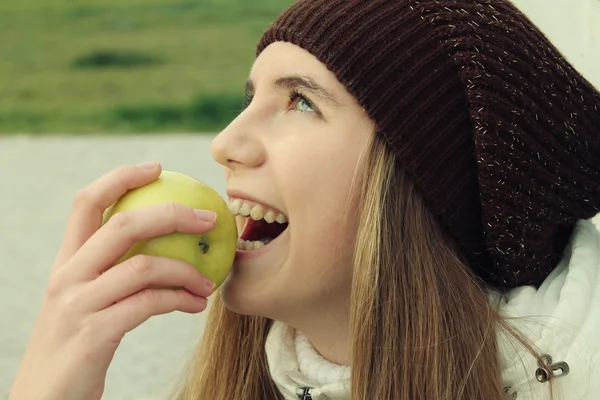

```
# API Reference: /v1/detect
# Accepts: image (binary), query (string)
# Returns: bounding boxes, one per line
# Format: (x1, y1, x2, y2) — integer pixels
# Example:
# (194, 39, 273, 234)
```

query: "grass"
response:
(71, 49, 163, 69)
(0, 0, 293, 134)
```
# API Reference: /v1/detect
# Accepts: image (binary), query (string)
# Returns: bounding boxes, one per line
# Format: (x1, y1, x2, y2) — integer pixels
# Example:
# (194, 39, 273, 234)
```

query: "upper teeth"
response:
(228, 198, 288, 223)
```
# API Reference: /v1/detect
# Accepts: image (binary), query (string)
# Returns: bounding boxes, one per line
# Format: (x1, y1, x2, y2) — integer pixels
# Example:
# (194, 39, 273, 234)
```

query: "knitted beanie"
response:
(256, 0, 600, 289)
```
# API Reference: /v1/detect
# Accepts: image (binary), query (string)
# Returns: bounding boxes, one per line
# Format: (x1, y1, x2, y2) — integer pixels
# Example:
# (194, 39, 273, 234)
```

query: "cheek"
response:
(278, 151, 362, 270)
(276, 143, 361, 203)
(293, 210, 358, 295)
(269, 121, 371, 277)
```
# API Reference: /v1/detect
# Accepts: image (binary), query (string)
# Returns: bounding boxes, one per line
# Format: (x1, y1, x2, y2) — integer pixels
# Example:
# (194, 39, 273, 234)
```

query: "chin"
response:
(218, 278, 252, 316)
(217, 273, 272, 318)
(217, 262, 301, 322)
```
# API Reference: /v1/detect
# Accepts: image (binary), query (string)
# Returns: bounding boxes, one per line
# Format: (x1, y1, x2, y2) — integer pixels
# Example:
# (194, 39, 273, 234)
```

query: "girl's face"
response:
(211, 42, 375, 324)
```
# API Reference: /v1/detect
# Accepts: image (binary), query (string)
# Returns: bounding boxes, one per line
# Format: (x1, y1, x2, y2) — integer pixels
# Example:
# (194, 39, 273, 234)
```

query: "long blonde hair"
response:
(171, 134, 555, 399)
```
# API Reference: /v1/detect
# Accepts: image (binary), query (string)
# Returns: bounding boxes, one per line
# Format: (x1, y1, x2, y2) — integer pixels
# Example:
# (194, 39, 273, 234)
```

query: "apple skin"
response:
(102, 170, 237, 289)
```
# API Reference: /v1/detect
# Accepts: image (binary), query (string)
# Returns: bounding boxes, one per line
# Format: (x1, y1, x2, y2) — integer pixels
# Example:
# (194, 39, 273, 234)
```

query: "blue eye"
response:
(290, 90, 317, 114)
(295, 97, 314, 113)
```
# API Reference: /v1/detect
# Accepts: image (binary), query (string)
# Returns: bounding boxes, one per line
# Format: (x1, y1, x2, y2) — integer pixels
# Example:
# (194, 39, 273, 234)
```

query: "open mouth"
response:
(228, 198, 289, 251)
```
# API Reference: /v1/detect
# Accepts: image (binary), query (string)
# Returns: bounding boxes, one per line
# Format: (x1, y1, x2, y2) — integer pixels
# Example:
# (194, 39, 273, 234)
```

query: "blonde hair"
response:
(171, 134, 556, 399)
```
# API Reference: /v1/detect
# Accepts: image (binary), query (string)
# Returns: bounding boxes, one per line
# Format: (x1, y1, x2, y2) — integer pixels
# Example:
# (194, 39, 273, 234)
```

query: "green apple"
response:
(102, 170, 237, 289)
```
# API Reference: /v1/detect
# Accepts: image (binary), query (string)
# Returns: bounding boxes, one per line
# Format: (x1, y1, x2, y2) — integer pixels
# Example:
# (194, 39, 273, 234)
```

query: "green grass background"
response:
(0, 0, 293, 134)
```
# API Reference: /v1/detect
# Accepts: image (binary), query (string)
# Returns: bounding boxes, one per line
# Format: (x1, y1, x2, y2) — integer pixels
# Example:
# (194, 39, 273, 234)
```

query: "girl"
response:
(10, 0, 600, 399)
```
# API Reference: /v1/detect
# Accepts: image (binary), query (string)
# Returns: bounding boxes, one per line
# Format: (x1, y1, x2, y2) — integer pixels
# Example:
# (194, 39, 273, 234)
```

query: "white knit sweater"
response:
(293, 330, 351, 386)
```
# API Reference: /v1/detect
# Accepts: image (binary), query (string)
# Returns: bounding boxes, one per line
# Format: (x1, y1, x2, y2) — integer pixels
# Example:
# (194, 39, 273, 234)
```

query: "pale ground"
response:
(0, 134, 225, 400)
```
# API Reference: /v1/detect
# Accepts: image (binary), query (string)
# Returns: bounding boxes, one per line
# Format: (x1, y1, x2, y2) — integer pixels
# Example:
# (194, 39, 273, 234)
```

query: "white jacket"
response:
(265, 219, 600, 399)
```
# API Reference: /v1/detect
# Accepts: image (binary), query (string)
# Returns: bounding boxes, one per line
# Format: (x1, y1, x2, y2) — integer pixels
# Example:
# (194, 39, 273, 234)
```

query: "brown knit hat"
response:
(256, 0, 600, 289)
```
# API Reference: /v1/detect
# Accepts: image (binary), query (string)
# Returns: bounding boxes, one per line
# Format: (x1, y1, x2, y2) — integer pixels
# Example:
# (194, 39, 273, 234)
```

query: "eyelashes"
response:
(289, 89, 318, 114)
(241, 89, 320, 116)
(242, 89, 252, 110)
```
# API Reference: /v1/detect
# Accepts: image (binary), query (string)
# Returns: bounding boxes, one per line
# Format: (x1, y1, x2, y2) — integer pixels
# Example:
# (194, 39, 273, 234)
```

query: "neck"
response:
(285, 303, 351, 365)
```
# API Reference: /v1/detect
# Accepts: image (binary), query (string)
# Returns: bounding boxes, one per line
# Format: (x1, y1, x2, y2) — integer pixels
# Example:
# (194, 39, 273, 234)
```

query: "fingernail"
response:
(204, 277, 215, 290)
(194, 209, 217, 222)
(194, 296, 208, 306)
(138, 161, 160, 169)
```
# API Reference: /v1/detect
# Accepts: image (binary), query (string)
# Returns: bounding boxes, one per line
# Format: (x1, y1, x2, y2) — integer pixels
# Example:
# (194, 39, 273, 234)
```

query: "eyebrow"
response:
(245, 75, 342, 108)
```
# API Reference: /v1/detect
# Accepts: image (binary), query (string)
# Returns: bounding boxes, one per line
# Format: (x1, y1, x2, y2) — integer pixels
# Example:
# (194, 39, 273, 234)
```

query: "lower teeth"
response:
(237, 238, 272, 251)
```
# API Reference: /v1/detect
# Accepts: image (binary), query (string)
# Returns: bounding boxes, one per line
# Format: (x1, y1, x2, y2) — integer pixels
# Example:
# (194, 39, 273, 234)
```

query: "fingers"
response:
(84, 255, 214, 311)
(54, 163, 162, 268)
(94, 288, 208, 338)
(66, 201, 216, 283)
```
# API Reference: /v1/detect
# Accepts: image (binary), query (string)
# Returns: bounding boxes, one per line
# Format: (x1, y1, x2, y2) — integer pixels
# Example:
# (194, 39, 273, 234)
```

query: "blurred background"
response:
(0, 0, 599, 399)
(0, 0, 293, 134)
(0, 0, 598, 135)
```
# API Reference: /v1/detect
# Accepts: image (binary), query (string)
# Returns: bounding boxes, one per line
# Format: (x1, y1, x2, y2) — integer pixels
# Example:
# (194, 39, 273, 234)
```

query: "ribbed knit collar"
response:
(293, 330, 351, 386)
(265, 321, 350, 400)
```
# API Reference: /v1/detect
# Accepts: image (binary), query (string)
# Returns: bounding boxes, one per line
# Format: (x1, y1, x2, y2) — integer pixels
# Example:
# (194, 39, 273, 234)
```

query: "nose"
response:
(210, 111, 266, 170)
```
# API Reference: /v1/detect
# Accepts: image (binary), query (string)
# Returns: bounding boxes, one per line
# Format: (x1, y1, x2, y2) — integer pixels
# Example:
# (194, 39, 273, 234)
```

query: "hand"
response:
(9, 163, 216, 400)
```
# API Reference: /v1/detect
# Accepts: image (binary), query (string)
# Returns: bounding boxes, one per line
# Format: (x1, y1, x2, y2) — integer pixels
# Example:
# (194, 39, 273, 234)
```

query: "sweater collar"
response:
(265, 219, 600, 400)
(265, 320, 350, 400)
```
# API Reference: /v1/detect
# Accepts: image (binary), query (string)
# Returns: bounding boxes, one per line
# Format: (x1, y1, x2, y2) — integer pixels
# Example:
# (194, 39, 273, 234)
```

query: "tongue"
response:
(241, 219, 287, 241)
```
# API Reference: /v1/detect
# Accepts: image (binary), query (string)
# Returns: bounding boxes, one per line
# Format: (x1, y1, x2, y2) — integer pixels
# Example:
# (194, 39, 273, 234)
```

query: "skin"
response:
(9, 42, 375, 399)
(211, 41, 376, 365)
(9, 164, 216, 400)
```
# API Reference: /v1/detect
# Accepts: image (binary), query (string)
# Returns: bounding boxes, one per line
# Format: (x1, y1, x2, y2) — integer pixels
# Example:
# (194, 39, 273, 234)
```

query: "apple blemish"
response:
(198, 236, 210, 254)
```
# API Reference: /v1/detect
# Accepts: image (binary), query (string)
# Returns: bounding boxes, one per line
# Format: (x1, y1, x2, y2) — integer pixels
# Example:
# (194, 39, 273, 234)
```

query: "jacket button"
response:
(535, 354, 570, 383)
